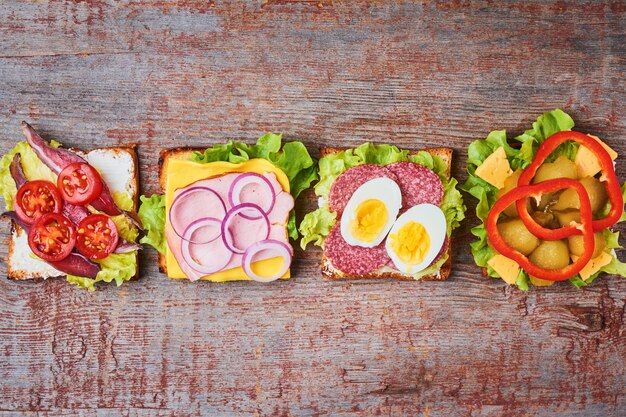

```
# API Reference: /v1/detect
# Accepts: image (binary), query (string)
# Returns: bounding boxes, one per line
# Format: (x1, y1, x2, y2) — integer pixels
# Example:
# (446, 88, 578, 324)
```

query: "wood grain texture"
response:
(1, 1, 625, 416)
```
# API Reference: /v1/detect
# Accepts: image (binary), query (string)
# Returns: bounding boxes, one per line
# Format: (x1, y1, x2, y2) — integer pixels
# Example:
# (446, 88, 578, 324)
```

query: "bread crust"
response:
(6, 146, 140, 281)
(320, 146, 454, 281)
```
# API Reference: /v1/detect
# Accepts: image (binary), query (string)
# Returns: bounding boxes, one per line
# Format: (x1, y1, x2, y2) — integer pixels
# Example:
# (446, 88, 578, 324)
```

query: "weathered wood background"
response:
(1, 1, 625, 416)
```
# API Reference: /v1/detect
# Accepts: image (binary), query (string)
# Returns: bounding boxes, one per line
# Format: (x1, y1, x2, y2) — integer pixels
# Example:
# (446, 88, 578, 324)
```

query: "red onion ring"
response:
(221, 203, 270, 254)
(242, 239, 293, 283)
(181, 218, 233, 277)
(228, 173, 276, 220)
(170, 186, 226, 243)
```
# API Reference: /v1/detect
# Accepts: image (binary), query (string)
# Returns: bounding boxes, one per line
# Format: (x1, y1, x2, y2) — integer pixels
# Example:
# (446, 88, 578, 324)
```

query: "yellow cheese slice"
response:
(571, 252, 613, 281)
(475, 147, 513, 189)
(165, 158, 291, 281)
(487, 254, 520, 285)
(575, 134, 617, 178)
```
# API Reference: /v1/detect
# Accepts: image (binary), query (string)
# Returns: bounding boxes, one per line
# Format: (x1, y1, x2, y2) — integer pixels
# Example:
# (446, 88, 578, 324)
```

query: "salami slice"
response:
(386, 162, 443, 210)
(325, 224, 390, 275)
(328, 164, 399, 215)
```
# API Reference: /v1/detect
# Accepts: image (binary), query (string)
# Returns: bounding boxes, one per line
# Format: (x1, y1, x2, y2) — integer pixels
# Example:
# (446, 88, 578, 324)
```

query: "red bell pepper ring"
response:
(515, 131, 623, 240)
(487, 178, 595, 281)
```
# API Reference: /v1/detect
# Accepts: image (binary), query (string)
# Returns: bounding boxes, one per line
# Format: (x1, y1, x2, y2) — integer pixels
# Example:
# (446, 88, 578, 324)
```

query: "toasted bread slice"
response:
(6, 146, 139, 280)
(319, 146, 454, 281)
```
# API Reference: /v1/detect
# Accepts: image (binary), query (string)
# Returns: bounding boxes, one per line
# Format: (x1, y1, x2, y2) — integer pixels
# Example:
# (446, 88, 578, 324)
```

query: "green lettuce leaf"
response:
(190, 133, 317, 200)
(514, 109, 575, 168)
(353, 143, 408, 165)
(138, 194, 166, 254)
(314, 149, 361, 198)
(299, 205, 337, 250)
(111, 191, 135, 212)
(440, 177, 466, 235)
(190, 133, 318, 239)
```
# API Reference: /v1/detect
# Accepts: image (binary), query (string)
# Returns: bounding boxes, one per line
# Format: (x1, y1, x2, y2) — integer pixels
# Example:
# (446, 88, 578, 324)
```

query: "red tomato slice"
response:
(57, 162, 103, 205)
(28, 213, 76, 262)
(15, 180, 63, 225)
(75, 214, 119, 260)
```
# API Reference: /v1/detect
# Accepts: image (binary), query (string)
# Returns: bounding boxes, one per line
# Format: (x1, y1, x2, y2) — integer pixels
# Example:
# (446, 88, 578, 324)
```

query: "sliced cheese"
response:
(165, 158, 291, 281)
(571, 252, 613, 281)
(475, 146, 513, 189)
(487, 254, 520, 285)
(575, 134, 618, 179)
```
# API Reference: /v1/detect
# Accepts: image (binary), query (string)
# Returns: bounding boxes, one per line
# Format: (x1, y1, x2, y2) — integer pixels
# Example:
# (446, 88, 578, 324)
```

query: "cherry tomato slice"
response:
(15, 180, 63, 225)
(75, 214, 119, 260)
(28, 213, 76, 262)
(57, 162, 103, 206)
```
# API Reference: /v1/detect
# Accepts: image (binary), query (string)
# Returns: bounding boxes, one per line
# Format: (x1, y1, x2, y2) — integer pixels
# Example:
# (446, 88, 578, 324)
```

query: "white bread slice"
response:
(6, 146, 139, 280)
(320, 147, 453, 281)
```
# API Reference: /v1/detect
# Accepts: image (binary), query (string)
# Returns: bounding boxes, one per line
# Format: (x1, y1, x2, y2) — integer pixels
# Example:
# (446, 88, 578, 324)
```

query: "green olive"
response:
(496, 170, 529, 217)
(568, 231, 606, 258)
(552, 176, 608, 212)
(532, 211, 557, 229)
(529, 240, 570, 270)
(554, 210, 580, 227)
(497, 218, 540, 256)
(580, 176, 608, 213)
(532, 156, 578, 183)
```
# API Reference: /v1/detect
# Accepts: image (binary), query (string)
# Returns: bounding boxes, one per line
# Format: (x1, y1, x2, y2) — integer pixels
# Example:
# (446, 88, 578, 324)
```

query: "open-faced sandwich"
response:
(463, 109, 626, 289)
(138, 134, 316, 282)
(299, 143, 465, 280)
(0, 122, 142, 291)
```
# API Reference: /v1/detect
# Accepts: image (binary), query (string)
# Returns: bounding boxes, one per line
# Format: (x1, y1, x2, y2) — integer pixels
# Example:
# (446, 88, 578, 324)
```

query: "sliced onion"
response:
(170, 186, 226, 243)
(228, 173, 276, 220)
(242, 239, 293, 283)
(181, 218, 233, 277)
(221, 203, 270, 254)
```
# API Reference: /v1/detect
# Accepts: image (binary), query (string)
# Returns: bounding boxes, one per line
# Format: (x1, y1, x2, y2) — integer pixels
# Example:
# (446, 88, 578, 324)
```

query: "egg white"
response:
(385, 203, 446, 274)
(340, 177, 402, 248)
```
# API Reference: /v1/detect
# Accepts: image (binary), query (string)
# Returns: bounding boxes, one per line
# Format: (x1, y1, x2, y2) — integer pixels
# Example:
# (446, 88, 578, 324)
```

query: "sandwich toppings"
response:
(300, 143, 465, 280)
(139, 133, 317, 283)
(165, 168, 295, 282)
(0, 122, 142, 290)
(325, 163, 448, 276)
(463, 109, 626, 289)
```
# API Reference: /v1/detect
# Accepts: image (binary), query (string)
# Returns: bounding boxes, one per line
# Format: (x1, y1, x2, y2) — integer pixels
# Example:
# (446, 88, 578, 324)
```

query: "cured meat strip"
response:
(328, 164, 399, 215)
(324, 223, 390, 275)
(386, 162, 443, 210)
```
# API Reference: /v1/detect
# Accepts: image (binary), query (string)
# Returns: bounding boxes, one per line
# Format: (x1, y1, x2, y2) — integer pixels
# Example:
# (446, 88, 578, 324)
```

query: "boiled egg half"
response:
(340, 177, 402, 247)
(386, 204, 446, 274)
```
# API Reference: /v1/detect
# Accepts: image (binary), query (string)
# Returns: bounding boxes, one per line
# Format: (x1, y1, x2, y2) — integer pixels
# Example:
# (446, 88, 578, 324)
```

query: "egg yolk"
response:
(389, 221, 430, 265)
(350, 199, 388, 242)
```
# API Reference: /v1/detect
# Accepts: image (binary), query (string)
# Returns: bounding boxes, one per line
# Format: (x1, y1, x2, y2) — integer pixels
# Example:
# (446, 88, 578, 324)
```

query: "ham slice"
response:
(167, 171, 294, 279)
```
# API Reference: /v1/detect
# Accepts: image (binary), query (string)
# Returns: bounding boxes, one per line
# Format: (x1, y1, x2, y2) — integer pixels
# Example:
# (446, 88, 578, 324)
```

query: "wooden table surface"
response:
(1, 1, 625, 416)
